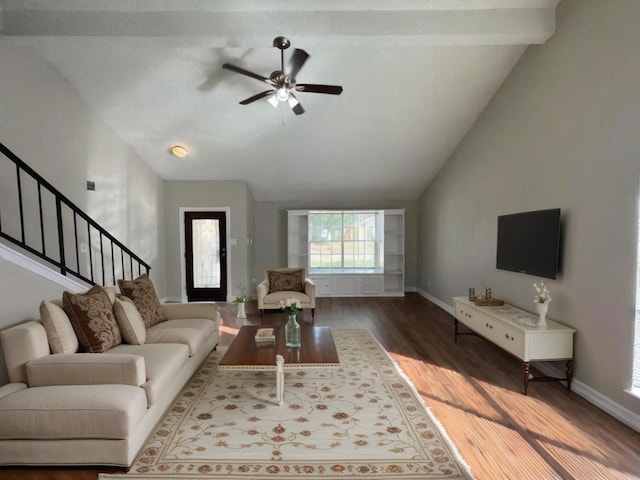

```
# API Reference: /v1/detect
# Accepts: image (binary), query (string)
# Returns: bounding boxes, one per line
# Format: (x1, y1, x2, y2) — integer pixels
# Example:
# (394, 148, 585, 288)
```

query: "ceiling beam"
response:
(0, 3, 559, 46)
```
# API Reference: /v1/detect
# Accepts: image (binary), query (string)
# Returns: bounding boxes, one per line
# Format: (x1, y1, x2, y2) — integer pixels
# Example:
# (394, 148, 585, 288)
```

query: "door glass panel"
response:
(192, 219, 220, 288)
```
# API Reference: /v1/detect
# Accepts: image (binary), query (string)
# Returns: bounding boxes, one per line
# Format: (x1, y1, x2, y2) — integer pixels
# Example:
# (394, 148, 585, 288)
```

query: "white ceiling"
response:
(0, 0, 560, 203)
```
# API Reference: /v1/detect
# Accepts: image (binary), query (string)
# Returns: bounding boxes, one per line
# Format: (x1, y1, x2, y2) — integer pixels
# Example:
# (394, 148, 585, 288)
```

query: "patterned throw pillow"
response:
(268, 269, 304, 294)
(113, 297, 146, 345)
(62, 286, 122, 353)
(117, 274, 168, 328)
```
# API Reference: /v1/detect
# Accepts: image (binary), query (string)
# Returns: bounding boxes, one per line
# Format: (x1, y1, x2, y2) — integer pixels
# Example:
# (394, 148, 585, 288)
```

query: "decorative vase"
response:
(285, 314, 300, 347)
(536, 302, 548, 327)
(236, 302, 246, 319)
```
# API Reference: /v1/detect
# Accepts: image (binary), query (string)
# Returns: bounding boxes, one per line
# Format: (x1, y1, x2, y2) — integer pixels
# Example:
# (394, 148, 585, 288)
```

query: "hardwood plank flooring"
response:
(3, 294, 640, 479)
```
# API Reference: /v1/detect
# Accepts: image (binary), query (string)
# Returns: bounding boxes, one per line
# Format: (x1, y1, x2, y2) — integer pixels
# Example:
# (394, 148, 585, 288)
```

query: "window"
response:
(308, 211, 382, 271)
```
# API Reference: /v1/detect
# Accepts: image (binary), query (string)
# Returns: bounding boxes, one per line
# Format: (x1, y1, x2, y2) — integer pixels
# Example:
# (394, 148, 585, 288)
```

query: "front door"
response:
(184, 211, 227, 301)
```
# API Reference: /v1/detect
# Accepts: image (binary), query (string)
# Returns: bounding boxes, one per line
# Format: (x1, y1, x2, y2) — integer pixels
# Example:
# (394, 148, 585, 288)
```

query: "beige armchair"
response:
(257, 268, 316, 321)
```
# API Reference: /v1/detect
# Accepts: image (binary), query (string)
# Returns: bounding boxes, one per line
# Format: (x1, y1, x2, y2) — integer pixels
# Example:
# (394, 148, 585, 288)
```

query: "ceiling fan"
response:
(222, 36, 343, 115)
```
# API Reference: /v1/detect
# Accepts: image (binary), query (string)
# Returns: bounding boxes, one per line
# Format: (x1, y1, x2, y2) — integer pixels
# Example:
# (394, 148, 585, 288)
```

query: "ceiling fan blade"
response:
(267, 94, 279, 108)
(287, 49, 309, 80)
(222, 63, 270, 83)
(239, 90, 275, 105)
(288, 93, 305, 115)
(295, 84, 343, 95)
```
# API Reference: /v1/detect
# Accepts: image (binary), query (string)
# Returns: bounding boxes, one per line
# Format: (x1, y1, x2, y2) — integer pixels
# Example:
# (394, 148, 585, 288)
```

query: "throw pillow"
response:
(117, 274, 168, 328)
(62, 286, 122, 353)
(268, 269, 304, 294)
(39, 300, 79, 354)
(113, 297, 146, 345)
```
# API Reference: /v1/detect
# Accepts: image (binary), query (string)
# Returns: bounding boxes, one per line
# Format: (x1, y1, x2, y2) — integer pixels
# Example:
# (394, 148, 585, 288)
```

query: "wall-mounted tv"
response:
(496, 208, 561, 279)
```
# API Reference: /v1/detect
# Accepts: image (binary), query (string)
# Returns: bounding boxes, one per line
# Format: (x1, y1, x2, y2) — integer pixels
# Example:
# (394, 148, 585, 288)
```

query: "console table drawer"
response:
(457, 302, 523, 357)
(456, 302, 486, 331)
(488, 321, 524, 358)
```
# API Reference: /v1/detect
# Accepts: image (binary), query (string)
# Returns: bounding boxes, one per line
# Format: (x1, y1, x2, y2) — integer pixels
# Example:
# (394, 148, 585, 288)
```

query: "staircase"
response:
(0, 142, 150, 287)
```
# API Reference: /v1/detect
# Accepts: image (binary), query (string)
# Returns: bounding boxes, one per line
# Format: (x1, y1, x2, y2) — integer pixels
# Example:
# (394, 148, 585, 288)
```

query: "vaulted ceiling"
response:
(0, 0, 560, 202)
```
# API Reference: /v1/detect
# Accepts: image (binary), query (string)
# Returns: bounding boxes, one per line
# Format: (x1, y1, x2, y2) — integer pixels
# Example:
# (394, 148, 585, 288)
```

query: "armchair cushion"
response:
(262, 291, 312, 306)
(268, 268, 305, 293)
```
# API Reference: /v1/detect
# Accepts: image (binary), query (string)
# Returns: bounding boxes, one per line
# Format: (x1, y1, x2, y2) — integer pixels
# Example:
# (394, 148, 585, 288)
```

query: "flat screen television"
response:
(496, 208, 561, 279)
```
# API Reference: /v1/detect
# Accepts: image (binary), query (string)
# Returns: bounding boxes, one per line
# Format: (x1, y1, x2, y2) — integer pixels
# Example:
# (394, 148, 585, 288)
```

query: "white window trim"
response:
(633, 187, 640, 392)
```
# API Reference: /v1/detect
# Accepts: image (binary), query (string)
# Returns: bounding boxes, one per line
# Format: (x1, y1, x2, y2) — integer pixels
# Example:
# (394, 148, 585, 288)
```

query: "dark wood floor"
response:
(3, 294, 640, 479)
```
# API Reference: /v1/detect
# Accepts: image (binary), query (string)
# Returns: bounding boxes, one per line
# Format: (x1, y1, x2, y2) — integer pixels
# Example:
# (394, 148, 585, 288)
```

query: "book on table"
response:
(255, 328, 275, 342)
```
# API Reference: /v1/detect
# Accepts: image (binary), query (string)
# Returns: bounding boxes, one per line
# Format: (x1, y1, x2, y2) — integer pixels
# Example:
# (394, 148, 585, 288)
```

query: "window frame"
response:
(308, 210, 383, 273)
(632, 195, 640, 394)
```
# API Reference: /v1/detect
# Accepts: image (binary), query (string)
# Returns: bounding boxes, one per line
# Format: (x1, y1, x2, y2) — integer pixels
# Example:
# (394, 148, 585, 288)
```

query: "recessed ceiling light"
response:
(170, 145, 188, 158)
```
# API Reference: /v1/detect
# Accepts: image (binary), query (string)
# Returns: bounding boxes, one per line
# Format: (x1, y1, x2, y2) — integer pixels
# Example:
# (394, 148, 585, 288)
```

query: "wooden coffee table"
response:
(218, 325, 340, 406)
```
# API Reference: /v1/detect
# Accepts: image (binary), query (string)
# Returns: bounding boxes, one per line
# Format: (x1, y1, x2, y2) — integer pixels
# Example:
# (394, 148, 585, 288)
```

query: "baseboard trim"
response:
(0, 242, 88, 292)
(417, 288, 454, 315)
(416, 289, 640, 433)
(535, 363, 640, 432)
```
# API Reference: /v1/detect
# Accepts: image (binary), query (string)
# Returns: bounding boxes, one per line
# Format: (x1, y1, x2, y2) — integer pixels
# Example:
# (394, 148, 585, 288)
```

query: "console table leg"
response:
(276, 355, 285, 406)
(566, 359, 574, 391)
(454, 318, 459, 343)
(523, 362, 530, 395)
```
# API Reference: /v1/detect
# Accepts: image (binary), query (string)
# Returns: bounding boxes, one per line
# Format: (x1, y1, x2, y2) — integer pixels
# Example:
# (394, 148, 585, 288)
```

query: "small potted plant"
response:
(234, 283, 248, 319)
(533, 281, 552, 327)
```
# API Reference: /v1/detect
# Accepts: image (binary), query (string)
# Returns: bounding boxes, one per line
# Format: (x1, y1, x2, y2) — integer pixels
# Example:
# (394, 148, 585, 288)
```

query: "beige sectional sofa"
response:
(0, 280, 219, 467)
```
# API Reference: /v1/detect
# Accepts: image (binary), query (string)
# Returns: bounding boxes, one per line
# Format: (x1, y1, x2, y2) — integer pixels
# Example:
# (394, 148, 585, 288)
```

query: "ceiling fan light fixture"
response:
(170, 145, 188, 158)
(276, 87, 289, 102)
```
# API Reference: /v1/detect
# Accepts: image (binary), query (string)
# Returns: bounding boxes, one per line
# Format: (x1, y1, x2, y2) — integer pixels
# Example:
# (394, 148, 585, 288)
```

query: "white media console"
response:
(453, 296, 575, 394)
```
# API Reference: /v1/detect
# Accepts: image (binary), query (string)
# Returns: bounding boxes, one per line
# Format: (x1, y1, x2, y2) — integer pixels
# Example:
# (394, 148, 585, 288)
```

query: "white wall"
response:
(417, 0, 640, 418)
(0, 43, 166, 384)
(163, 180, 253, 301)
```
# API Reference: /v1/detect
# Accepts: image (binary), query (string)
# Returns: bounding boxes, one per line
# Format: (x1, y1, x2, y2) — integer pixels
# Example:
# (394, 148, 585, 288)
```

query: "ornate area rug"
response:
(100, 329, 473, 479)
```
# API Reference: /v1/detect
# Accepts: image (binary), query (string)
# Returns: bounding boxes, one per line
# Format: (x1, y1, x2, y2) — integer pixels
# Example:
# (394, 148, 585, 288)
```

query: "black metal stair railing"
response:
(0, 142, 150, 286)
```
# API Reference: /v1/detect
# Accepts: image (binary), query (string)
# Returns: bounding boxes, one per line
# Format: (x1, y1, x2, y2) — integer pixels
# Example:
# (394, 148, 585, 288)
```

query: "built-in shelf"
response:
(287, 209, 405, 297)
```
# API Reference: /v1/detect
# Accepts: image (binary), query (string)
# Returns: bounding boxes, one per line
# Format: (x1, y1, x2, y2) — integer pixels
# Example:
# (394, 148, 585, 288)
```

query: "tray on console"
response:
(474, 297, 504, 306)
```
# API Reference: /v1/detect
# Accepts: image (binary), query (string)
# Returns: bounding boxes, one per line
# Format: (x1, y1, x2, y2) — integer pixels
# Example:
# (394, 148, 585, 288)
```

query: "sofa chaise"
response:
(0, 276, 219, 467)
